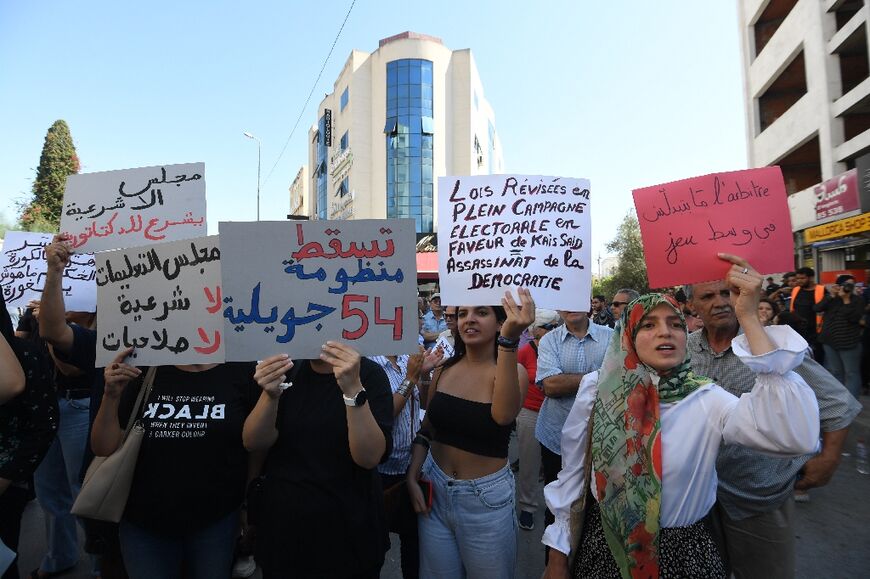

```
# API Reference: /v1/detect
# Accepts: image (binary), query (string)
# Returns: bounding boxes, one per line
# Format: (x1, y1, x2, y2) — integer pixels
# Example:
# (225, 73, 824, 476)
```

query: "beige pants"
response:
(712, 497, 796, 579)
(515, 407, 542, 513)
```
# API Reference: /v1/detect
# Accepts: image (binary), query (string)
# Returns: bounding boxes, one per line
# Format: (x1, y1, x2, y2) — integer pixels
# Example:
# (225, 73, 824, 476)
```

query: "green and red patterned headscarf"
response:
(590, 294, 710, 579)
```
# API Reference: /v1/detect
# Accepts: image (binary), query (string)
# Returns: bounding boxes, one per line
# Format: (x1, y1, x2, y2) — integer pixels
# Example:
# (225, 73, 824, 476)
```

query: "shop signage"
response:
(324, 109, 333, 147)
(804, 211, 870, 243)
(814, 169, 858, 220)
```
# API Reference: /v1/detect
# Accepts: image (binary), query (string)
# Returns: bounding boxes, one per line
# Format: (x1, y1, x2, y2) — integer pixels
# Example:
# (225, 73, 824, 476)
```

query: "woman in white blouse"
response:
(542, 257, 820, 579)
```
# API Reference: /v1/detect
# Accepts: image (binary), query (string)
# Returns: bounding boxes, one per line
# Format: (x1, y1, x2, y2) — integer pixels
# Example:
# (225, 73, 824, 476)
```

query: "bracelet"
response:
(497, 335, 520, 349)
(397, 378, 415, 397)
(498, 345, 518, 353)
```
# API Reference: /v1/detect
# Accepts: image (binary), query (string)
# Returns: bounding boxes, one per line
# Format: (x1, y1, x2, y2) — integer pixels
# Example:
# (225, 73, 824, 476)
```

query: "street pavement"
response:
(12, 395, 870, 578)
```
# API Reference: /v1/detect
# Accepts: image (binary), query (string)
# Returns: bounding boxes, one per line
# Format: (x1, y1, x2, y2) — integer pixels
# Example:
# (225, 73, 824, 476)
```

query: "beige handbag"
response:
(71, 367, 157, 522)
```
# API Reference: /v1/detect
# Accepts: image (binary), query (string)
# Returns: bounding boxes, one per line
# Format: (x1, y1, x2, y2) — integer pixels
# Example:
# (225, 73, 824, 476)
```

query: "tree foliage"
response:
(19, 120, 80, 231)
(599, 210, 650, 299)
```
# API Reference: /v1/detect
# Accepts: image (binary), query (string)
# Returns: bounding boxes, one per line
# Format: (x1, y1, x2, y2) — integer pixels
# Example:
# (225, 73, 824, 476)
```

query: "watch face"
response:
(354, 389, 368, 406)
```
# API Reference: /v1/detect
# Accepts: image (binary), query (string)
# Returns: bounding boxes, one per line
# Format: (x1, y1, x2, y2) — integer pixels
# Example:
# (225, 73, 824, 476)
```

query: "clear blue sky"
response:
(0, 0, 748, 263)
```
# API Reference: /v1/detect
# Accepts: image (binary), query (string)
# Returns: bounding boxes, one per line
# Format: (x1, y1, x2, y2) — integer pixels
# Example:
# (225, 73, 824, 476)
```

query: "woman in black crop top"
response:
(407, 289, 535, 578)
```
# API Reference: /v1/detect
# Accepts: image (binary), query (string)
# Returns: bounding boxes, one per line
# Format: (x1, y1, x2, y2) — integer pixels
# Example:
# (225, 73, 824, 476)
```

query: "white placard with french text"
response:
(437, 174, 592, 310)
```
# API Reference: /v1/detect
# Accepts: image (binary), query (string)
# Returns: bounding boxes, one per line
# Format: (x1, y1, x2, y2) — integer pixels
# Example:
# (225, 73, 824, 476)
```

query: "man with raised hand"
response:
(687, 254, 861, 579)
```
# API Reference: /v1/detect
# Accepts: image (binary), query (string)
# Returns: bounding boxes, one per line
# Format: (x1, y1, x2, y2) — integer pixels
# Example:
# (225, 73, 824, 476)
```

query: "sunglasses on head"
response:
(538, 322, 558, 330)
(611, 301, 630, 307)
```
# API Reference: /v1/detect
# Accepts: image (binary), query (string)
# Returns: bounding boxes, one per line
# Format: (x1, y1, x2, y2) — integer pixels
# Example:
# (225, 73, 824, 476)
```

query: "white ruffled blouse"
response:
(541, 326, 821, 555)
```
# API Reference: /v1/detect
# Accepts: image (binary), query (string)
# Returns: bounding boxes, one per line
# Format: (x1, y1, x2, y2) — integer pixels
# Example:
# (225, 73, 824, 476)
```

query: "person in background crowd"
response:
(421, 294, 447, 350)
(815, 274, 865, 399)
(770, 272, 796, 311)
(17, 299, 99, 579)
(674, 287, 687, 305)
(515, 309, 560, 532)
(1, 294, 57, 579)
(861, 273, 870, 394)
(407, 290, 535, 578)
(370, 348, 441, 579)
(609, 289, 640, 324)
(535, 305, 613, 561)
(683, 307, 704, 332)
(245, 343, 393, 579)
(790, 267, 826, 362)
(434, 305, 457, 359)
(418, 296, 428, 319)
(591, 296, 614, 328)
(764, 276, 780, 295)
(757, 297, 780, 327)
(687, 269, 861, 579)
(542, 263, 821, 579)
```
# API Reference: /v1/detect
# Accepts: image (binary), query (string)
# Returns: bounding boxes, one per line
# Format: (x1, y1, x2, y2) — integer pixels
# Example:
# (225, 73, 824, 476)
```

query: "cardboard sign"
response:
(0, 231, 96, 311)
(60, 163, 207, 253)
(437, 175, 592, 310)
(632, 167, 794, 288)
(219, 220, 419, 360)
(95, 236, 223, 367)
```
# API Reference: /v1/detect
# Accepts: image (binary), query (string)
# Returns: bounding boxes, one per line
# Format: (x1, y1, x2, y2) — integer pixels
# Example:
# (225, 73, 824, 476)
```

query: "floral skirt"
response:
(574, 500, 726, 579)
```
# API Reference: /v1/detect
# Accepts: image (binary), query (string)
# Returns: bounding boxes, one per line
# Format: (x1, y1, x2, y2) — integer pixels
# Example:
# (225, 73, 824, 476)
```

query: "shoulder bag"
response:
(71, 366, 157, 522)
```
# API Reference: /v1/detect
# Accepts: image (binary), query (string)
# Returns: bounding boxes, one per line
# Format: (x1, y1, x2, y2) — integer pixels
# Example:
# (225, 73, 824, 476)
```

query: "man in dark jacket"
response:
(815, 274, 865, 399)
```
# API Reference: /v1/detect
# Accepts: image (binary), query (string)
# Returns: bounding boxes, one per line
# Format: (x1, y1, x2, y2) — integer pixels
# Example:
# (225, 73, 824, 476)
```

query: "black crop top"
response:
(427, 391, 512, 459)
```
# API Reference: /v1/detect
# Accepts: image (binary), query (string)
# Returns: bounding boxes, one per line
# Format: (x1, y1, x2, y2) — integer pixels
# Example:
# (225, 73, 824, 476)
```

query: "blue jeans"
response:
(33, 395, 90, 573)
(418, 454, 517, 578)
(823, 344, 863, 399)
(119, 510, 238, 579)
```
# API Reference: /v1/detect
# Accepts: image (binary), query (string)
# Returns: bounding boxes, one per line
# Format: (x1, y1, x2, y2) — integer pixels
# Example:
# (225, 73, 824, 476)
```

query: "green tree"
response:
(601, 210, 650, 298)
(19, 120, 80, 231)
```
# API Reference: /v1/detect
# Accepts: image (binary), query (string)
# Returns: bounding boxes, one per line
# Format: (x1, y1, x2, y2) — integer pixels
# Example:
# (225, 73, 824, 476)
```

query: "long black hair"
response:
(442, 305, 507, 369)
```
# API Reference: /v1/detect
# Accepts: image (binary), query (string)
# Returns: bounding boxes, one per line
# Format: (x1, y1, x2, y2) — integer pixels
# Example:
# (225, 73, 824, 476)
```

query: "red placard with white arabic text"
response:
(632, 167, 794, 288)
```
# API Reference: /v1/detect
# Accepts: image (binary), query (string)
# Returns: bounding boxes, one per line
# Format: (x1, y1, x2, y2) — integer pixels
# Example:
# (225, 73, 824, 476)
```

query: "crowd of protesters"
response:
(0, 233, 866, 579)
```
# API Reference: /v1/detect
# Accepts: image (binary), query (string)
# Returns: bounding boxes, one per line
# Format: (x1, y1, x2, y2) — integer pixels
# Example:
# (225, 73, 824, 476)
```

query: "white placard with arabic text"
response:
(0, 231, 96, 311)
(60, 163, 207, 254)
(95, 236, 223, 367)
(219, 220, 419, 360)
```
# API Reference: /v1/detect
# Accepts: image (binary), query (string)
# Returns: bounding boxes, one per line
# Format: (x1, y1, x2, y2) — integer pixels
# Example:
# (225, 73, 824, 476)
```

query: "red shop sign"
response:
(814, 169, 859, 221)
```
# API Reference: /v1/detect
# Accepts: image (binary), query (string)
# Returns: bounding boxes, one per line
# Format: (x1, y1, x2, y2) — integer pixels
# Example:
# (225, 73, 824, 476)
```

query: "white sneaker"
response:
(232, 555, 256, 578)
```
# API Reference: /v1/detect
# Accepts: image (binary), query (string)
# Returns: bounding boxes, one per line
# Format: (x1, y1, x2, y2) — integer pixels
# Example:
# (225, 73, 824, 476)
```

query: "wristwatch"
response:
(343, 388, 368, 407)
(397, 378, 414, 398)
(497, 335, 520, 348)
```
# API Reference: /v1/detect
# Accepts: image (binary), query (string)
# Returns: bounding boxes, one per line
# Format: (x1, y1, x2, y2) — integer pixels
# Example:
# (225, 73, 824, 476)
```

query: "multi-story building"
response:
(737, 0, 870, 279)
(299, 31, 503, 234)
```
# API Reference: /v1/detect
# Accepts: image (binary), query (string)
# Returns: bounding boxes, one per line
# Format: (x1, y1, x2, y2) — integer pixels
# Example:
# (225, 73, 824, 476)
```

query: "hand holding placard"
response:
(632, 167, 794, 288)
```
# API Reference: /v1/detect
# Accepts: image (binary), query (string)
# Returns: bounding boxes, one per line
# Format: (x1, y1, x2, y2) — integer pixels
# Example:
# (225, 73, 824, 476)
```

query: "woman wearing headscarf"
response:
(0, 294, 58, 579)
(541, 257, 821, 578)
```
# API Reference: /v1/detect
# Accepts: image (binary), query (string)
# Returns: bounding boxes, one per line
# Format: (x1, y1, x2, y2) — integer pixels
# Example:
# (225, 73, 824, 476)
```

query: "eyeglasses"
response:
(444, 314, 457, 320)
(538, 323, 558, 330)
(611, 301, 630, 307)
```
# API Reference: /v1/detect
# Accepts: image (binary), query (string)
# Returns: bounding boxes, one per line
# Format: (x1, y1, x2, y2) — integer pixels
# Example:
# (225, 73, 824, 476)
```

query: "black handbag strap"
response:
(122, 367, 158, 440)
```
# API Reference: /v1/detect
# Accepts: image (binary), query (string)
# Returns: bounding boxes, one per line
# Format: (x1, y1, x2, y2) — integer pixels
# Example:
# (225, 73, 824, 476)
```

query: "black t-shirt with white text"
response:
(118, 362, 259, 535)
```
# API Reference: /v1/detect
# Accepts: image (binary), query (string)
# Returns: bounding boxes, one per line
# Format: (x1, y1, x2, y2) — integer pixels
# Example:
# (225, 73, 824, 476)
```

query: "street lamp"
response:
(243, 131, 261, 221)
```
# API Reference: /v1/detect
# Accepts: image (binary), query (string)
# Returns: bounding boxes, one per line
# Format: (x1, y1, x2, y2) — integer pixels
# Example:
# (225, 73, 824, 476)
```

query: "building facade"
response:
(737, 0, 870, 280)
(300, 31, 504, 233)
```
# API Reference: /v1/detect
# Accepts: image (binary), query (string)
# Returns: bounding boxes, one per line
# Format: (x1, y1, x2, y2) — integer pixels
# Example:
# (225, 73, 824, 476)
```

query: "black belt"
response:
(58, 388, 90, 400)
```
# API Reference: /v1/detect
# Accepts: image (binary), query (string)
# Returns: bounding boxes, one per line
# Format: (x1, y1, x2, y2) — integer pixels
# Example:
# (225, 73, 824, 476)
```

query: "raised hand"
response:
(103, 347, 141, 400)
(254, 354, 294, 400)
(499, 287, 536, 340)
(406, 347, 425, 384)
(421, 345, 444, 373)
(319, 341, 362, 397)
(45, 234, 73, 275)
(718, 253, 764, 323)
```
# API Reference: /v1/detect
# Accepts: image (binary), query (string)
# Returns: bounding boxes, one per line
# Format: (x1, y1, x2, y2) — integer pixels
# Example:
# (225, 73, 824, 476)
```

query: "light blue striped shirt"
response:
(369, 355, 420, 475)
(534, 321, 613, 454)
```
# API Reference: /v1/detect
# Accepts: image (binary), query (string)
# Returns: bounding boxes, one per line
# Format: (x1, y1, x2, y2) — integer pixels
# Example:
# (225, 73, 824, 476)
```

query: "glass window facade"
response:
(340, 87, 349, 111)
(316, 114, 328, 220)
(386, 59, 433, 232)
(340, 130, 348, 151)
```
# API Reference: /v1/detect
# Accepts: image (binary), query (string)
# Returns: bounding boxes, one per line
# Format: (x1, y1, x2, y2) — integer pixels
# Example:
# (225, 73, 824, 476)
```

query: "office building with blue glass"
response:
(296, 31, 503, 234)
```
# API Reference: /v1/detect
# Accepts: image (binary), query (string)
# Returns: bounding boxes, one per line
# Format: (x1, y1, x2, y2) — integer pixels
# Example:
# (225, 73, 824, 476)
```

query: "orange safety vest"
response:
(790, 285, 826, 333)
